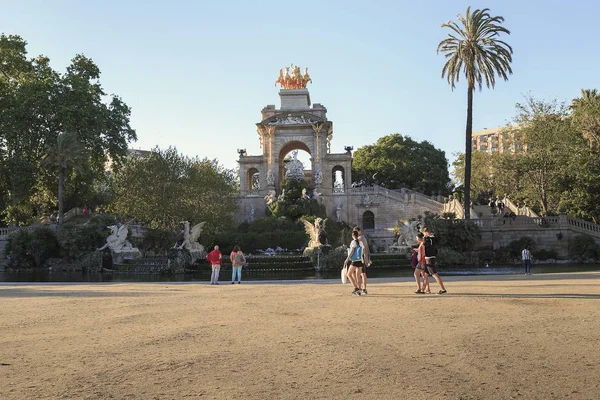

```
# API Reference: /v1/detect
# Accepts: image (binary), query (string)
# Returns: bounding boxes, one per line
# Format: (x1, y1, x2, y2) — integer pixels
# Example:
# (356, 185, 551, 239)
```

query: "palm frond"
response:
(437, 7, 513, 91)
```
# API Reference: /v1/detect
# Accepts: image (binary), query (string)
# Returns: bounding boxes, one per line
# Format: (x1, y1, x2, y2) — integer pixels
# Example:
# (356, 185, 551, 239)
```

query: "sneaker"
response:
(231, 282, 235, 284)
(351, 291, 361, 296)
(238, 281, 241, 284)
(438, 290, 447, 295)
(362, 289, 368, 295)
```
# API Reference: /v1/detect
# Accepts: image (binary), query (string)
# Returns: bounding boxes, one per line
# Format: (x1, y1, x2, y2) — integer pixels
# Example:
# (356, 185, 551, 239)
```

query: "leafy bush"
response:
(57, 214, 117, 260)
(535, 249, 559, 260)
(569, 234, 600, 261)
(5, 229, 34, 268)
(29, 227, 59, 267)
(136, 227, 177, 256)
(492, 236, 536, 262)
(322, 246, 347, 270)
(5, 227, 59, 269)
(436, 247, 479, 266)
(423, 212, 481, 251)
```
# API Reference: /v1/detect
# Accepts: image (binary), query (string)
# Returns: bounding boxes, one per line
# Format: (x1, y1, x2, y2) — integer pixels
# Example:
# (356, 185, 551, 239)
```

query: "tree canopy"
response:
(352, 134, 450, 195)
(453, 94, 600, 222)
(109, 147, 238, 234)
(0, 34, 136, 225)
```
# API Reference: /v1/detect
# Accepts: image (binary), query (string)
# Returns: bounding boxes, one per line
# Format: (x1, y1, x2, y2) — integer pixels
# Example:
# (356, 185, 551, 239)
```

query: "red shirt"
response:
(206, 249, 222, 265)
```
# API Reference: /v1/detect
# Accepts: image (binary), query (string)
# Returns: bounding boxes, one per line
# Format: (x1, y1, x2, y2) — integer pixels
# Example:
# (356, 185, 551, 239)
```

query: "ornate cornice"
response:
(259, 113, 326, 126)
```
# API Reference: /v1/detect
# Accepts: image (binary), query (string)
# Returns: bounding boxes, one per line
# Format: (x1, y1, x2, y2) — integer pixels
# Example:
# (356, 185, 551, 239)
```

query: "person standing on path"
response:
(230, 245, 246, 284)
(522, 247, 533, 275)
(422, 227, 447, 294)
(344, 230, 365, 296)
(206, 245, 222, 284)
(353, 226, 371, 295)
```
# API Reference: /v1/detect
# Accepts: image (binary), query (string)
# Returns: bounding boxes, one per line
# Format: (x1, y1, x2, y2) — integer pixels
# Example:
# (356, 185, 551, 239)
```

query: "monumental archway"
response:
(278, 141, 311, 187)
(235, 66, 352, 224)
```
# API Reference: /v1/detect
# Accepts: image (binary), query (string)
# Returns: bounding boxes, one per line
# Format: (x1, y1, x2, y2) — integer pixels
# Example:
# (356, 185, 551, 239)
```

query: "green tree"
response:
(110, 147, 238, 234)
(41, 132, 88, 224)
(0, 34, 136, 225)
(571, 88, 600, 149)
(509, 97, 584, 215)
(437, 7, 513, 219)
(352, 134, 450, 194)
(452, 151, 495, 199)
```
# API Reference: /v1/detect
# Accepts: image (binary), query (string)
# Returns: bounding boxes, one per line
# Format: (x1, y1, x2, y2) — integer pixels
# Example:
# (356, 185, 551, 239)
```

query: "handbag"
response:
(341, 265, 348, 284)
(242, 262, 249, 270)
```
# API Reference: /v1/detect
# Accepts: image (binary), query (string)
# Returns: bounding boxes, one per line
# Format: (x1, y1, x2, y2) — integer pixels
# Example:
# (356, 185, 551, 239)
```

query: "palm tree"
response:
(571, 88, 600, 149)
(42, 132, 88, 225)
(437, 7, 513, 219)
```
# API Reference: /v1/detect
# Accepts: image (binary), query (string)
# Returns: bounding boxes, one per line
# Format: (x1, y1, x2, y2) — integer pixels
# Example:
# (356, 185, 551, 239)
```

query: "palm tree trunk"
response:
(58, 168, 64, 225)
(464, 87, 473, 220)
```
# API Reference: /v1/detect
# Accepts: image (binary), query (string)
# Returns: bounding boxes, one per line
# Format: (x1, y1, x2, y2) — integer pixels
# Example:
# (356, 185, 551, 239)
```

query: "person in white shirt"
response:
(522, 247, 533, 275)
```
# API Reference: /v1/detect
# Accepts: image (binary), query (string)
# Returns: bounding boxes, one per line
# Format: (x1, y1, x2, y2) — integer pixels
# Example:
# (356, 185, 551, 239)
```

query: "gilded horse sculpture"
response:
(275, 69, 284, 87)
(275, 65, 312, 89)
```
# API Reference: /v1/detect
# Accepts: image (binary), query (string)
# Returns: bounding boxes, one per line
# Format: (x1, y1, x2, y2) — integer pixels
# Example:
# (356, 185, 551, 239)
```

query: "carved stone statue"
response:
(396, 220, 420, 247)
(301, 217, 328, 248)
(284, 150, 304, 181)
(173, 221, 206, 252)
(313, 169, 323, 185)
(336, 204, 343, 222)
(97, 223, 141, 263)
(312, 188, 323, 203)
(248, 206, 255, 222)
(266, 169, 275, 186)
(301, 188, 310, 199)
(278, 189, 286, 201)
(264, 190, 276, 205)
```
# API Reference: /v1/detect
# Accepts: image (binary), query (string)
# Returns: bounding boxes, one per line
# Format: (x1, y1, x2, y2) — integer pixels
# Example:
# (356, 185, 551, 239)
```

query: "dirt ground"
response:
(1, 272, 599, 400)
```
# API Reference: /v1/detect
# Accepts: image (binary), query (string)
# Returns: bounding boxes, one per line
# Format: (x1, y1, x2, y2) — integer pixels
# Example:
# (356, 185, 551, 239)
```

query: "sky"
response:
(1, 0, 599, 171)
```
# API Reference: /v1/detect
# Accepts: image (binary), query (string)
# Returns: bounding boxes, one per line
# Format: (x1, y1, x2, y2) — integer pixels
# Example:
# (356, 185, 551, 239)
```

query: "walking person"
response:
(344, 230, 365, 296)
(422, 227, 447, 294)
(413, 233, 430, 294)
(206, 245, 222, 284)
(353, 226, 371, 295)
(230, 245, 245, 284)
(522, 247, 533, 275)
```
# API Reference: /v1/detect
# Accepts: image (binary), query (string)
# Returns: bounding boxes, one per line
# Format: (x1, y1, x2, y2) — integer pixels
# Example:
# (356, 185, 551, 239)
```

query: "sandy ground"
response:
(1, 273, 599, 400)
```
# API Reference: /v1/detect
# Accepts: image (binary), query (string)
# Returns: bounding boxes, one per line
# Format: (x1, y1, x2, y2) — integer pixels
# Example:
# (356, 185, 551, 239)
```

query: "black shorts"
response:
(425, 258, 438, 275)
(350, 260, 364, 268)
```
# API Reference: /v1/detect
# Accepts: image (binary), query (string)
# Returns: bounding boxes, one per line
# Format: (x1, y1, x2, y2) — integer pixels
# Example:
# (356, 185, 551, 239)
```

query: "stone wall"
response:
(473, 215, 600, 258)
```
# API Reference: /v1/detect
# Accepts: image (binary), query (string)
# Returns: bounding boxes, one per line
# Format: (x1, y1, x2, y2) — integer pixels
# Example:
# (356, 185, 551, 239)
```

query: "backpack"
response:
(235, 252, 245, 264)
(411, 250, 418, 268)
(350, 240, 362, 261)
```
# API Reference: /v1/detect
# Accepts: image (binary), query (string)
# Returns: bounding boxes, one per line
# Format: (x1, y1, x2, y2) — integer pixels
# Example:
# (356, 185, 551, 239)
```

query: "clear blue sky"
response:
(1, 0, 599, 171)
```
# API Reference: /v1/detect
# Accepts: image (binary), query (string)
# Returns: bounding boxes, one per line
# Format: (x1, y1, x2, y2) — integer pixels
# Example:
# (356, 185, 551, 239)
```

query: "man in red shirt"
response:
(206, 245, 222, 285)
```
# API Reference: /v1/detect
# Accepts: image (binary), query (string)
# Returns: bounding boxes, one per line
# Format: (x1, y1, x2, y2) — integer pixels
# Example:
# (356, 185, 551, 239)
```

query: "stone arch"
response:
(247, 167, 259, 191)
(278, 140, 312, 187)
(331, 165, 345, 193)
(362, 210, 375, 230)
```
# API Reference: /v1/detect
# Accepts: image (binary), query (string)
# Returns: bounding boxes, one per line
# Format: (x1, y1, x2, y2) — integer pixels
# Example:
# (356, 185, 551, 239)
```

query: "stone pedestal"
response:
(279, 89, 311, 110)
(111, 248, 142, 265)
